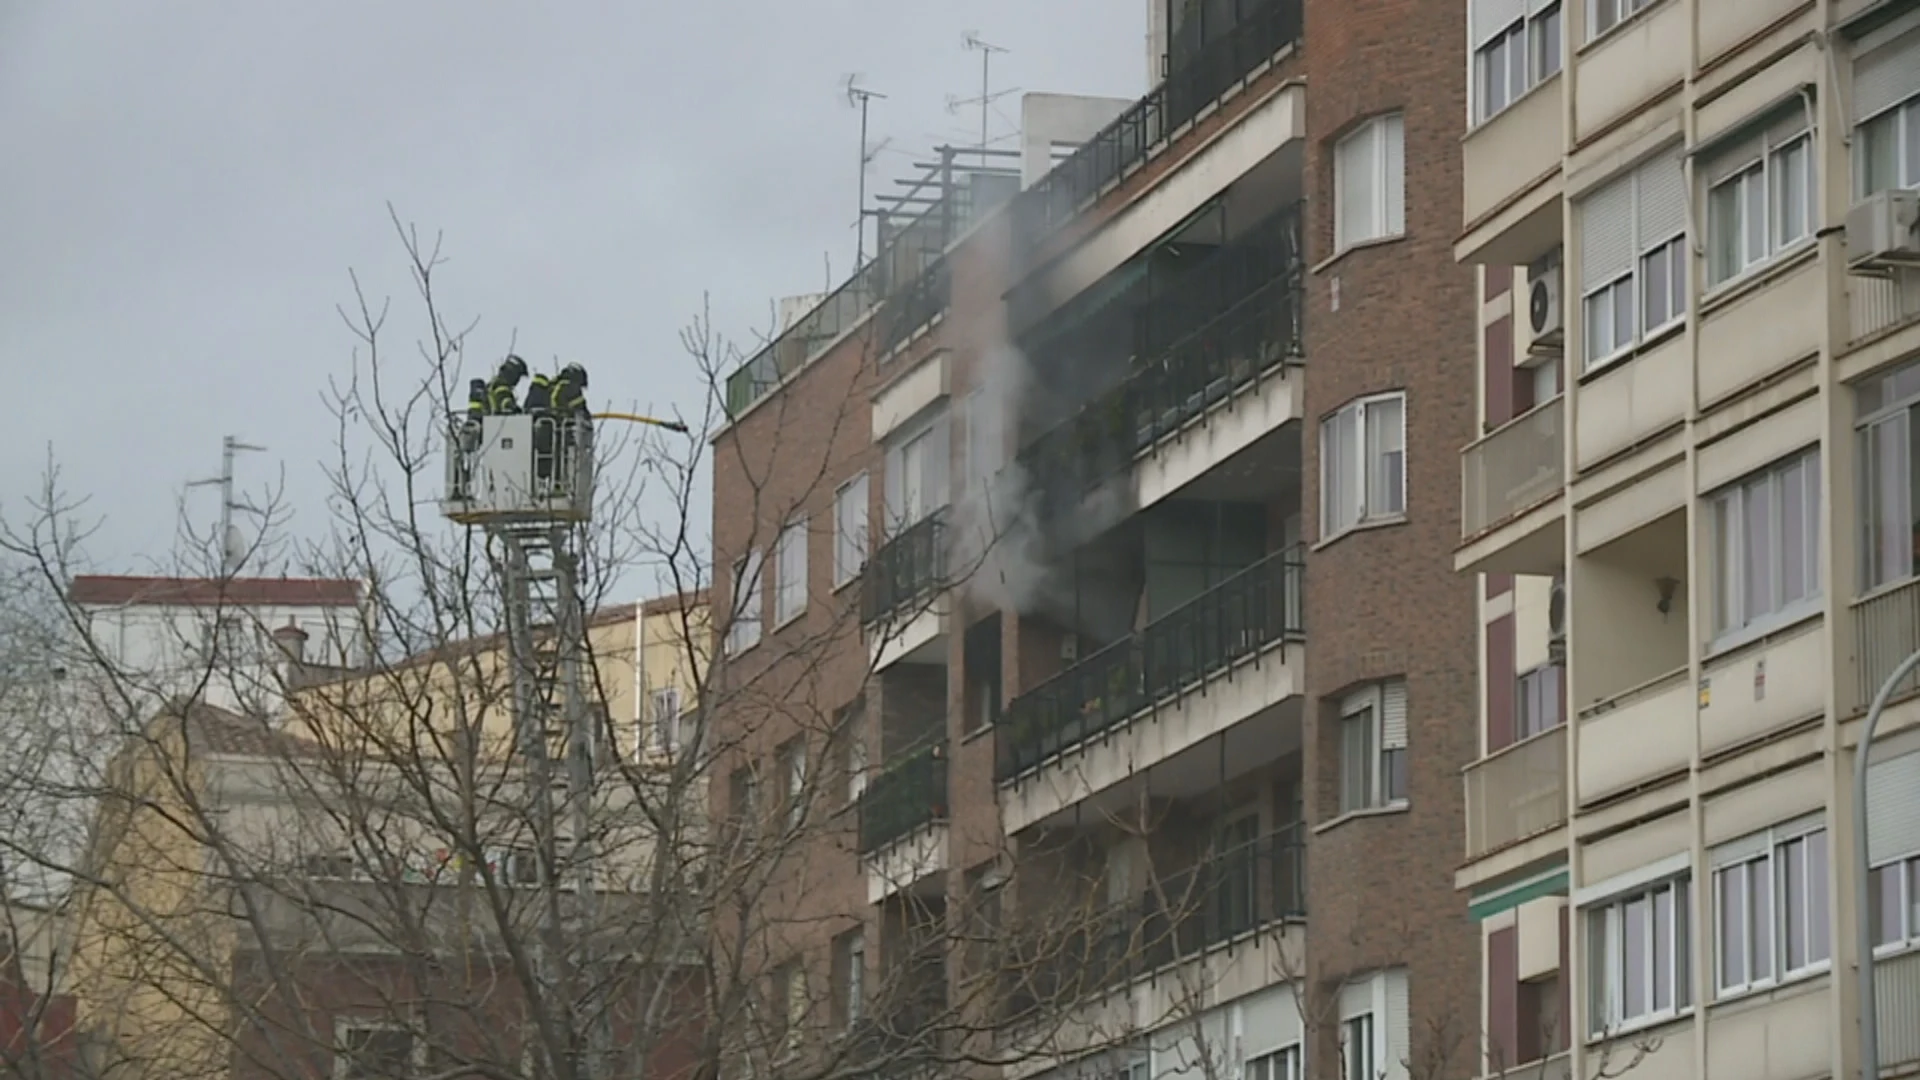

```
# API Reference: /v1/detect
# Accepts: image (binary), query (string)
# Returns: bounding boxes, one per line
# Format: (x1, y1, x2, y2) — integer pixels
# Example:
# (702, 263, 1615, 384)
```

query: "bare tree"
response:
(0, 215, 1262, 1080)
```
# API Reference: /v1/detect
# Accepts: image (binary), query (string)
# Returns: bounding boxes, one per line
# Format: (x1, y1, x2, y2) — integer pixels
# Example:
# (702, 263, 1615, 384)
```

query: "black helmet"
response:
(561, 362, 588, 388)
(501, 354, 528, 381)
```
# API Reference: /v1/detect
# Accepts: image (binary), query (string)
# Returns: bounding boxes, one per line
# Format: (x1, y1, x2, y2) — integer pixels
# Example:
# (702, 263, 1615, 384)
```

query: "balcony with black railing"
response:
(995, 548, 1304, 783)
(1001, 825, 1305, 1019)
(1018, 203, 1304, 503)
(861, 509, 950, 628)
(1014, 0, 1302, 245)
(858, 741, 949, 854)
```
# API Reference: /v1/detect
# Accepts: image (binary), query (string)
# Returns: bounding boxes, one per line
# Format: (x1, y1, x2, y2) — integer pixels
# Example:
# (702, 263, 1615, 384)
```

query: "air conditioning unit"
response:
(1547, 578, 1567, 666)
(1526, 251, 1565, 356)
(1846, 189, 1920, 273)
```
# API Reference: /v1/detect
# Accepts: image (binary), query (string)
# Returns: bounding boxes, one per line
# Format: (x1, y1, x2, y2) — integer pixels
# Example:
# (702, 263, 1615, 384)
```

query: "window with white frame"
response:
(1856, 358, 1920, 591)
(1578, 148, 1687, 369)
(883, 413, 950, 536)
(780, 738, 807, 829)
(1586, 875, 1692, 1036)
(1472, 0, 1562, 122)
(1870, 850, 1920, 953)
(1517, 663, 1564, 739)
(1247, 1044, 1303, 1080)
(1712, 816, 1831, 997)
(1340, 1014, 1375, 1080)
(833, 927, 866, 1027)
(1587, 0, 1654, 41)
(833, 473, 870, 589)
(1705, 114, 1814, 287)
(774, 518, 808, 626)
(1339, 680, 1409, 814)
(1334, 113, 1406, 251)
(1853, 24, 1920, 197)
(726, 550, 764, 654)
(1320, 392, 1406, 540)
(1710, 447, 1821, 639)
(649, 687, 682, 755)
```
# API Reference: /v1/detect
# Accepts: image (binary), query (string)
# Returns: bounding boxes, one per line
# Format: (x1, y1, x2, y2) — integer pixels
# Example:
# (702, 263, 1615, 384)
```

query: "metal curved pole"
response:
(1855, 646, 1920, 1080)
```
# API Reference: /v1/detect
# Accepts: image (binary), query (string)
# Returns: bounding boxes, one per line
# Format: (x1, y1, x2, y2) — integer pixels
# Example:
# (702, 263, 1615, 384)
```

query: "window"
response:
(1247, 1045, 1302, 1080)
(883, 414, 950, 535)
(1588, 0, 1654, 41)
(1341, 1014, 1375, 1080)
(834, 473, 870, 588)
(1320, 393, 1406, 540)
(1856, 359, 1920, 590)
(1338, 681, 1408, 814)
(1712, 817, 1830, 997)
(1517, 664, 1564, 739)
(1586, 876, 1691, 1035)
(774, 518, 808, 626)
(1853, 21, 1919, 198)
(1711, 448, 1821, 638)
(303, 853, 356, 880)
(781, 962, 807, 1052)
(1858, 96, 1920, 195)
(1706, 119, 1813, 286)
(729, 764, 760, 834)
(1869, 852, 1920, 952)
(833, 928, 866, 1029)
(1473, 0, 1561, 122)
(335, 1020, 416, 1080)
(1578, 148, 1687, 369)
(726, 550, 764, 654)
(648, 687, 681, 756)
(1334, 113, 1406, 251)
(780, 738, 807, 830)
(834, 697, 869, 805)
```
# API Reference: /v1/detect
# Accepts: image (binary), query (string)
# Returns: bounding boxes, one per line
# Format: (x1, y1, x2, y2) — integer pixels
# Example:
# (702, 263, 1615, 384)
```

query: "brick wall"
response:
(1298, 0, 1480, 1074)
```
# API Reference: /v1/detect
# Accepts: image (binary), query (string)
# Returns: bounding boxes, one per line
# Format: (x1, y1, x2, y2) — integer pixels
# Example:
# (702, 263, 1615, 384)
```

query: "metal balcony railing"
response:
(879, 257, 952, 357)
(1004, 825, 1305, 1017)
(1461, 395, 1564, 539)
(861, 509, 950, 627)
(857, 741, 949, 854)
(1462, 724, 1567, 861)
(995, 548, 1304, 782)
(1853, 577, 1920, 712)
(1014, 0, 1303, 244)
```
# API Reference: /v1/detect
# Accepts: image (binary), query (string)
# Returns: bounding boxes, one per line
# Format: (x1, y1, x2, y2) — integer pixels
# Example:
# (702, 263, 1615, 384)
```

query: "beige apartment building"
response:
(1455, 0, 1920, 1076)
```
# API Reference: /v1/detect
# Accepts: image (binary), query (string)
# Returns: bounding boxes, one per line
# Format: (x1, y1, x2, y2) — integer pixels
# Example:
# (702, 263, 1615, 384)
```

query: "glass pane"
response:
(1775, 140, 1809, 246)
(1807, 831, 1830, 964)
(1507, 27, 1527, 100)
(1865, 416, 1913, 588)
(1642, 242, 1671, 327)
(1717, 494, 1741, 630)
(1626, 897, 1651, 1017)
(1749, 858, 1772, 980)
(1670, 241, 1687, 324)
(1612, 278, 1635, 347)
(1861, 111, 1899, 196)
(1586, 291, 1613, 362)
(1871, 864, 1901, 947)
(1533, 5, 1562, 77)
(1744, 172, 1767, 263)
(1479, 43, 1506, 119)
(1652, 888, 1672, 1011)
(1904, 102, 1920, 189)
(1742, 476, 1774, 622)
(1338, 130, 1377, 244)
(1709, 180, 1744, 284)
(1718, 869, 1746, 988)
(1909, 859, 1920, 941)
(1588, 910, 1612, 1033)
(1781, 460, 1809, 604)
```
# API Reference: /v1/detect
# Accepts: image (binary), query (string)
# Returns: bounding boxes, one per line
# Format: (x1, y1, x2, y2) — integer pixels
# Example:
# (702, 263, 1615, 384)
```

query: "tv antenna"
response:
(844, 75, 890, 268)
(950, 32, 1016, 168)
(186, 435, 267, 577)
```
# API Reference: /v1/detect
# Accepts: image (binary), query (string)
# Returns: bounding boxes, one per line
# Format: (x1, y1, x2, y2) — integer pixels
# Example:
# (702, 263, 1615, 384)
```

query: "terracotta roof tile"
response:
(70, 576, 363, 609)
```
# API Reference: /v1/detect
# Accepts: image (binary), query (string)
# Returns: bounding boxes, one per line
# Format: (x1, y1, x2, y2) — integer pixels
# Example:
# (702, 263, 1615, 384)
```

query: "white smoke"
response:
(950, 343, 1054, 619)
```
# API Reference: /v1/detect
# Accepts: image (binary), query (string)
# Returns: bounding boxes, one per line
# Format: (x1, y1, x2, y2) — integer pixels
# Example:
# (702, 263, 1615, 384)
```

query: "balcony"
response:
(1849, 267, 1920, 347)
(1458, 75, 1564, 265)
(1575, 668, 1690, 807)
(1021, 206, 1305, 515)
(862, 509, 949, 628)
(1458, 396, 1565, 576)
(1014, 0, 1303, 247)
(1463, 724, 1566, 863)
(1853, 577, 1920, 714)
(1005, 825, 1304, 1017)
(858, 741, 948, 854)
(997, 548, 1303, 784)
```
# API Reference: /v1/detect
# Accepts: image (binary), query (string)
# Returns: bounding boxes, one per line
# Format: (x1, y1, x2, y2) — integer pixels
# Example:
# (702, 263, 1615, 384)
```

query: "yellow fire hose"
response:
(592, 411, 689, 434)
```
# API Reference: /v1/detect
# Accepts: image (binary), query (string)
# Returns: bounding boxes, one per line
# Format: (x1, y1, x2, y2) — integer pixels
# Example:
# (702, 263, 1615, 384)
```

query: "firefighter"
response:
(465, 378, 489, 421)
(552, 363, 590, 419)
(532, 363, 591, 493)
(523, 368, 554, 412)
(487, 354, 528, 414)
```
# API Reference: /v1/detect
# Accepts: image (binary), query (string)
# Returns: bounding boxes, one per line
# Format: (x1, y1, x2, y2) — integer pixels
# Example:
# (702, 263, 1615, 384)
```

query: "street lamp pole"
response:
(1854, 647, 1920, 1080)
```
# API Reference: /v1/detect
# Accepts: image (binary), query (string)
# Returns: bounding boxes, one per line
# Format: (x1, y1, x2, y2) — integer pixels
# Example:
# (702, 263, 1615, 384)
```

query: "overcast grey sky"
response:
(0, 3, 1145, 591)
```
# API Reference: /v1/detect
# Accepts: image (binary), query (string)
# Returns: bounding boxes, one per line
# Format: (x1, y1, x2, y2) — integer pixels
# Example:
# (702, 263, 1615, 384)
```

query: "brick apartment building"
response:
(1452, 0, 1920, 1076)
(708, 0, 1485, 1077)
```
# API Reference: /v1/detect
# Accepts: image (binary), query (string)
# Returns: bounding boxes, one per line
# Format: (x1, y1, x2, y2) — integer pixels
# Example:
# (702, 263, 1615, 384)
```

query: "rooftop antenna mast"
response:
(953, 32, 1015, 168)
(186, 435, 267, 577)
(844, 76, 890, 269)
